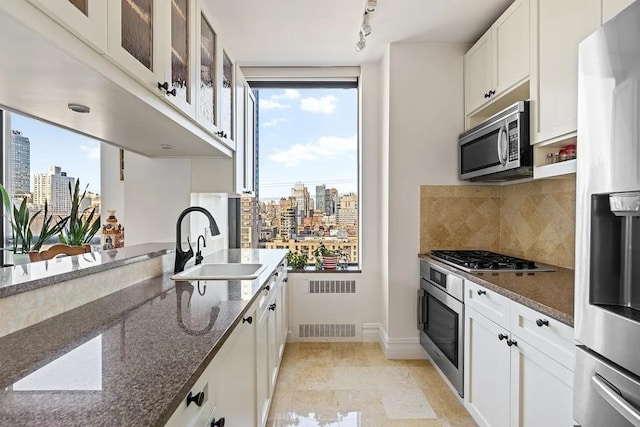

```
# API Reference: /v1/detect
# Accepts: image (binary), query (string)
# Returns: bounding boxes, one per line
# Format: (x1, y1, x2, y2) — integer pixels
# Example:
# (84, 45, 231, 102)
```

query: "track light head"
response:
(355, 31, 366, 52)
(366, 0, 377, 12)
(362, 12, 372, 36)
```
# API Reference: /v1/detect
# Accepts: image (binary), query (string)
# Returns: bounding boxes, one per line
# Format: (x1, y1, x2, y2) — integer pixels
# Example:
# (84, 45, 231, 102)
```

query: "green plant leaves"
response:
(58, 179, 100, 246)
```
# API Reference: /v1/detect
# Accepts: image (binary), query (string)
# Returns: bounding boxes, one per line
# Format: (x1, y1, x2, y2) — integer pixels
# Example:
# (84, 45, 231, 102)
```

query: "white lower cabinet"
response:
(464, 281, 574, 427)
(167, 260, 288, 427)
(466, 307, 511, 427)
(509, 337, 574, 427)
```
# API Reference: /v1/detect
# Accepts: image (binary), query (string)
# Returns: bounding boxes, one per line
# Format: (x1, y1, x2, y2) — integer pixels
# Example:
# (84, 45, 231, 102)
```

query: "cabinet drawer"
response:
(509, 301, 574, 370)
(464, 280, 510, 329)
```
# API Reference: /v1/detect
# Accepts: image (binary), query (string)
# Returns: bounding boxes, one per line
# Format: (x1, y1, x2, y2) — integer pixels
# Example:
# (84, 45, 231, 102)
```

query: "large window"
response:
(2, 110, 101, 261)
(254, 83, 359, 267)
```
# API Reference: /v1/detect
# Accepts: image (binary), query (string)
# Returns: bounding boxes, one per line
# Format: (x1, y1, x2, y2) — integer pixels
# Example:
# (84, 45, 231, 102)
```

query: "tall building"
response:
(10, 130, 30, 198)
(337, 193, 358, 225)
(33, 166, 75, 211)
(329, 188, 339, 215)
(280, 208, 297, 239)
(291, 182, 310, 223)
(315, 185, 326, 214)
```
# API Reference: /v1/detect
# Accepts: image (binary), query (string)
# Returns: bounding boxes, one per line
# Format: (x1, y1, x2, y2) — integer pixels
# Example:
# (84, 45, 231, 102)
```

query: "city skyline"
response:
(10, 113, 101, 195)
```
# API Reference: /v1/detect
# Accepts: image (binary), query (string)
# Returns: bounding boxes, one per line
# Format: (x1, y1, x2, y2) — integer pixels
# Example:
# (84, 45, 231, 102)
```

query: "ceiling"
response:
(208, 0, 514, 66)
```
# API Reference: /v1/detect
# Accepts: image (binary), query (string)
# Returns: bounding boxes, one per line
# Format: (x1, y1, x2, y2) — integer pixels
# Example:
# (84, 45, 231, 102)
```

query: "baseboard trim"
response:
(362, 323, 427, 359)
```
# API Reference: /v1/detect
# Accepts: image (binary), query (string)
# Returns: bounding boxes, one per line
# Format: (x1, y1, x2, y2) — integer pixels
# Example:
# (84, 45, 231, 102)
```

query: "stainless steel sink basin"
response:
(170, 263, 266, 281)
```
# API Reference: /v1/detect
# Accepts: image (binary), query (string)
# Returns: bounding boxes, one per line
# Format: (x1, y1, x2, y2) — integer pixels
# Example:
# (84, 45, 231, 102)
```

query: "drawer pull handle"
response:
(506, 339, 518, 347)
(269, 303, 276, 311)
(477, 289, 487, 296)
(498, 333, 508, 341)
(211, 417, 226, 427)
(536, 318, 549, 327)
(265, 285, 270, 291)
(186, 391, 205, 407)
(242, 316, 253, 324)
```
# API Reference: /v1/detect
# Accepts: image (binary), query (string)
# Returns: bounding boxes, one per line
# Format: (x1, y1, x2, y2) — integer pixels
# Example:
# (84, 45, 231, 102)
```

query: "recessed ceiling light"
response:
(160, 144, 173, 150)
(67, 103, 90, 113)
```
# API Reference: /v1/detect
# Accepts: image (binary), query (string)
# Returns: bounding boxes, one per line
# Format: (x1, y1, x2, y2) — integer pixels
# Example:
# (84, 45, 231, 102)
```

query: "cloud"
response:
(259, 99, 290, 110)
(273, 89, 300, 100)
(268, 135, 356, 167)
(79, 145, 100, 160)
(263, 118, 288, 127)
(300, 95, 338, 114)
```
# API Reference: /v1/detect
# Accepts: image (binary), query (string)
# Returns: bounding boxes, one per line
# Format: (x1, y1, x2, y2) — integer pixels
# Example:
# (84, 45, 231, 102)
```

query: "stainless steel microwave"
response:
(459, 101, 532, 182)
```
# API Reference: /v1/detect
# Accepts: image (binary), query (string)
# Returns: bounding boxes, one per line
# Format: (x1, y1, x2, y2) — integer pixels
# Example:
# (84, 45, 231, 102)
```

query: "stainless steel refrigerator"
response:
(575, 2, 640, 425)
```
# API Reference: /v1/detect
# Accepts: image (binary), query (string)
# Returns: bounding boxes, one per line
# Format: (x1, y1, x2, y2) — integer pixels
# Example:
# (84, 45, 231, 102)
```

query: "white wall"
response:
(385, 42, 466, 345)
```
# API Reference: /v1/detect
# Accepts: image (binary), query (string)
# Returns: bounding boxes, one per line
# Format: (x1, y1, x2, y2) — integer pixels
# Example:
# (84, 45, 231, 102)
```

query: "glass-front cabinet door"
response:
(163, 0, 196, 116)
(196, 2, 220, 137)
(220, 51, 234, 143)
(28, 0, 108, 52)
(107, 0, 165, 91)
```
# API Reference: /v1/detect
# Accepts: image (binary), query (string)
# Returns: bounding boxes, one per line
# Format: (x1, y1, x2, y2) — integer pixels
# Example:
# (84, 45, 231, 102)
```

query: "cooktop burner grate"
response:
(430, 250, 553, 272)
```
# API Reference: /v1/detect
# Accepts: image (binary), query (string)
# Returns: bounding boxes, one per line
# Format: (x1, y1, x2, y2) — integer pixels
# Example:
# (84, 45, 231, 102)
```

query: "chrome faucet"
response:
(174, 207, 220, 273)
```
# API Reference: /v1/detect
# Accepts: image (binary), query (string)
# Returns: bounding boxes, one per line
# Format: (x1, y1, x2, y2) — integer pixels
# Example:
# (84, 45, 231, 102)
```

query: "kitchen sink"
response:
(170, 263, 266, 281)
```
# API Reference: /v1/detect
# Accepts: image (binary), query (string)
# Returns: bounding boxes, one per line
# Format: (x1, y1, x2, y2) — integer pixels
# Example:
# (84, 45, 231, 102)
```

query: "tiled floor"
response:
(267, 342, 477, 427)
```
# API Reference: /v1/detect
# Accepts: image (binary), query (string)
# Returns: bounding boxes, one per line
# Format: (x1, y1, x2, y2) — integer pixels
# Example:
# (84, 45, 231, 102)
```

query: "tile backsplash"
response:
(420, 175, 576, 269)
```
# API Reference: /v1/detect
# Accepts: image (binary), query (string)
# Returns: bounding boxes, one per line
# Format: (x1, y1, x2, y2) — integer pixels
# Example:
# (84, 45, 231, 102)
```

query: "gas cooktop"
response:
(429, 250, 555, 273)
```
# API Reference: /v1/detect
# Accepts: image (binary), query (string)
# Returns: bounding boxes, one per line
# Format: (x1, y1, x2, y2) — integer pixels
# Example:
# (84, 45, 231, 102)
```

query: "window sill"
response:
(288, 265, 361, 273)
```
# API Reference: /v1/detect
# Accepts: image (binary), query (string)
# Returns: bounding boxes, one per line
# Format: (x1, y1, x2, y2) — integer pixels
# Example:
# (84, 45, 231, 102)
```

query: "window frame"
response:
(248, 73, 361, 270)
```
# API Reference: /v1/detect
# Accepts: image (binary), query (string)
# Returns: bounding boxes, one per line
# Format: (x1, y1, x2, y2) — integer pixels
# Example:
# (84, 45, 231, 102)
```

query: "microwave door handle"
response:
(592, 374, 640, 426)
(497, 123, 508, 166)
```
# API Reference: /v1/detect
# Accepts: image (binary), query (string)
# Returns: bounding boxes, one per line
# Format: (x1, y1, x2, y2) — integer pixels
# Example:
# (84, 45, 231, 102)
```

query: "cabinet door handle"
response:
(264, 285, 270, 291)
(484, 92, 491, 98)
(536, 318, 549, 327)
(157, 81, 169, 91)
(269, 303, 276, 311)
(506, 339, 518, 347)
(243, 316, 253, 324)
(477, 289, 487, 296)
(498, 333, 508, 341)
(186, 391, 205, 407)
(274, 272, 279, 277)
(211, 417, 226, 427)
(283, 278, 288, 283)
(489, 89, 496, 96)
(166, 87, 177, 97)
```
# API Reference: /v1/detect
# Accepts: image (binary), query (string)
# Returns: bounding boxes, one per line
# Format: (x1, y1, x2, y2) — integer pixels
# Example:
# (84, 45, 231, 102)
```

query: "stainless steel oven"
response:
(417, 259, 464, 396)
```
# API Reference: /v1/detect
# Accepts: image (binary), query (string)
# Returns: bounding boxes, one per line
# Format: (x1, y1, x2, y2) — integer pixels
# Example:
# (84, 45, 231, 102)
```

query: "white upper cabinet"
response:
(107, 0, 166, 93)
(493, 0, 530, 94)
(602, 0, 636, 23)
(529, 0, 600, 144)
(27, 0, 108, 53)
(196, 2, 221, 137)
(464, 0, 529, 116)
(465, 31, 493, 114)
(220, 50, 235, 144)
(162, 0, 197, 117)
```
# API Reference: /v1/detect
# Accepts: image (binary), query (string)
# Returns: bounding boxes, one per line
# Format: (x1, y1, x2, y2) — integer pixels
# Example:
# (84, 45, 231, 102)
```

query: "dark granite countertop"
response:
(0, 248, 288, 427)
(418, 254, 575, 326)
(0, 243, 175, 299)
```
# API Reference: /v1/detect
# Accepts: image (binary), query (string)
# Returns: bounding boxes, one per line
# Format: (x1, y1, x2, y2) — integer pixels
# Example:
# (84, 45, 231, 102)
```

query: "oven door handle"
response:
(497, 122, 508, 166)
(417, 288, 426, 328)
(592, 374, 640, 426)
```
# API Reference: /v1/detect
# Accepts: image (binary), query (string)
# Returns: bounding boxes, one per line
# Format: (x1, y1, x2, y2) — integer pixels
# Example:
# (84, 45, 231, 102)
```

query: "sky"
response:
(10, 112, 101, 194)
(257, 87, 358, 202)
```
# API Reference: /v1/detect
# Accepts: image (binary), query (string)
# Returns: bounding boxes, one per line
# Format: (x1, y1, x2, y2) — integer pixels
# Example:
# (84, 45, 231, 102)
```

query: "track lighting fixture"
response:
(355, 31, 366, 52)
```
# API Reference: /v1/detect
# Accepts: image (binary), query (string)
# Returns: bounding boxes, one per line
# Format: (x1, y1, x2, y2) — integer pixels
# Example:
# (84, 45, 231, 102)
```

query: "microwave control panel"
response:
(508, 121, 519, 161)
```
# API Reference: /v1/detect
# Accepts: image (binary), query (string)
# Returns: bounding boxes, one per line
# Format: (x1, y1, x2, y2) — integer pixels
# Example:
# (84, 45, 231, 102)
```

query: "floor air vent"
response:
(309, 280, 356, 294)
(298, 324, 357, 338)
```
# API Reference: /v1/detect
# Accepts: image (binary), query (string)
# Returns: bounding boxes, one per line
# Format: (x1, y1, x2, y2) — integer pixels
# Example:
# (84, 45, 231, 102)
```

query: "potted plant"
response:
(0, 184, 68, 264)
(286, 251, 308, 270)
(57, 179, 100, 250)
(313, 243, 339, 270)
